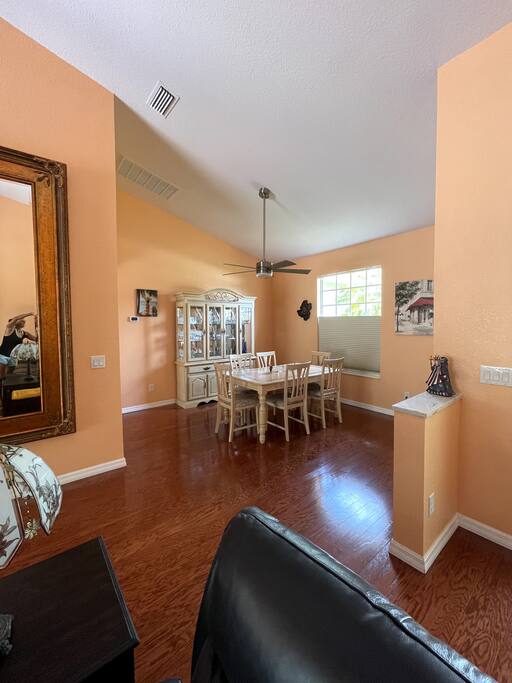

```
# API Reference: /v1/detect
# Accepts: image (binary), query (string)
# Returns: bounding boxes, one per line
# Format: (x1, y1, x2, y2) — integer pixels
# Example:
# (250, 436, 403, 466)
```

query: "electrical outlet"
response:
(403, 391, 410, 400)
(428, 492, 435, 517)
(148, 383, 155, 392)
(90, 355, 106, 369)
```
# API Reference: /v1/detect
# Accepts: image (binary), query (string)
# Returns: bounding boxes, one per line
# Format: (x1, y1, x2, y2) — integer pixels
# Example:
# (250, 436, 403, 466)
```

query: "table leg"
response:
(258, 392, 268, 444)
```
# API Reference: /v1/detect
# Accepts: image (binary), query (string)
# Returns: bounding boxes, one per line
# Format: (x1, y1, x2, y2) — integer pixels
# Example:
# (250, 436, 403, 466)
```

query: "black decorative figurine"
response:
(297, 300, 312, 321)
(426, 355, 455, 397)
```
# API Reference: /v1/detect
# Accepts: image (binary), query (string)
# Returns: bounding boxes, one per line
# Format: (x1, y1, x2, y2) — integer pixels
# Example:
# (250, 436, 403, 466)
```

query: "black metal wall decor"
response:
(297, 300, 312, 321)
(426, 355, 455, 397)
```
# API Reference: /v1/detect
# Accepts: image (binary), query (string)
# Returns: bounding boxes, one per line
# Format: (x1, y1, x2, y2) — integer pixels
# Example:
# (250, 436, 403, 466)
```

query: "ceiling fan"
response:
(223, 187, 311, 278)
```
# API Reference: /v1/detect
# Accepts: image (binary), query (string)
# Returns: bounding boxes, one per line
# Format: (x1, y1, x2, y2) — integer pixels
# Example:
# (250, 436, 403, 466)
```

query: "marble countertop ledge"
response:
(392, 391, 462, 418)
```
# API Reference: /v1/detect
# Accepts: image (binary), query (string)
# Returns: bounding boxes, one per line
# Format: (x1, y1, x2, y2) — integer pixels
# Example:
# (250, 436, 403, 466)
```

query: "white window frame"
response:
(317, 266, 382, 317)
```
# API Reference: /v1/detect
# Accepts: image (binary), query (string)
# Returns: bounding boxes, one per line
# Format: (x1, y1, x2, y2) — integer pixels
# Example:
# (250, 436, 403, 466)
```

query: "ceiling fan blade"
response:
(223, 270, 256, 276)
(273, 268, 312, 275)
(272, 259, 296, 269)
(224, 263, 255, 269)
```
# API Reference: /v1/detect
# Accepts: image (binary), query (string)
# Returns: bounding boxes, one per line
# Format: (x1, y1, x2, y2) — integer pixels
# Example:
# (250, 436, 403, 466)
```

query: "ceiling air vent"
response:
(117, 157, 180, 200)
(146, 81, 179, 118)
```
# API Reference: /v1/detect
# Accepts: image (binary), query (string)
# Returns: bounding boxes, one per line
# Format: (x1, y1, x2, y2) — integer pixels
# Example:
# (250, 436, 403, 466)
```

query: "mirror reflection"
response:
(0, 178, 41, 418)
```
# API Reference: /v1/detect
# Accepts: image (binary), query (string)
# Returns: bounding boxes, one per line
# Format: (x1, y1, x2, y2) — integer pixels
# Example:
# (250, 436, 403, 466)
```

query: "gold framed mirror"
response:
(0, 146, 75, 443)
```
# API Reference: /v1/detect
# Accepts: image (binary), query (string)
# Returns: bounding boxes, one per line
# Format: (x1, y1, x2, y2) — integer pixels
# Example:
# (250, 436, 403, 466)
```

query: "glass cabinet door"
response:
(176, 305, 185, 361)
(240, 305, 253, 354)
(188, 304, 206, 360)
(207, 305, 223, 359)
(223, 305, 238, 356)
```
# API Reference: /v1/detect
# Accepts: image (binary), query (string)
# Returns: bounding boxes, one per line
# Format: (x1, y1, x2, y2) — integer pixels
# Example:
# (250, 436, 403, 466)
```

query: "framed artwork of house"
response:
(136, 289, 158, 317)
(395, 280, 434, 335)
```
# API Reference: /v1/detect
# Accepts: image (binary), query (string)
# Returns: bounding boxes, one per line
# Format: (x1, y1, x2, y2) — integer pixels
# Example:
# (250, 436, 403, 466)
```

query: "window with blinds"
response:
(317, 267, 382, 373)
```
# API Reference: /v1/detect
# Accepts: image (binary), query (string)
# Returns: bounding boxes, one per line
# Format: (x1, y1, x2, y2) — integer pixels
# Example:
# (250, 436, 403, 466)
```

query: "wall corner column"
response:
(390, 392, 461, 572)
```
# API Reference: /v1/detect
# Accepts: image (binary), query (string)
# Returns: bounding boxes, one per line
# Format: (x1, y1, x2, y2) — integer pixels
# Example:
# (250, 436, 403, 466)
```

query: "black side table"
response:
(1, 374, 41, 416)
(0, 537, 139, 682)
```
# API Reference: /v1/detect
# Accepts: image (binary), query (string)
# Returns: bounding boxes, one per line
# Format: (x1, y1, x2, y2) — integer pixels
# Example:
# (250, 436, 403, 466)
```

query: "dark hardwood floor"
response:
(4, 404, 512, 682)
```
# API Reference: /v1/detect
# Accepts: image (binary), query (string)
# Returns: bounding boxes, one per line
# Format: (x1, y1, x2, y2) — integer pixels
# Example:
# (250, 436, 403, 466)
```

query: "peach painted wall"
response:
(272, 226, 434, 410)
(393, 412, 426, 554)
(0, 196, 38, 339)
(435, 23, 512, 535)
(0, 19, 124, 474)
(393, 402, 460, 556)
(423, 402, 460, 551)
(117, 191, 274, 408)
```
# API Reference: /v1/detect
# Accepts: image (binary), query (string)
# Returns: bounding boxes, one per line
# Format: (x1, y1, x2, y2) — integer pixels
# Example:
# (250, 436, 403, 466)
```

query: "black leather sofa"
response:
(176, 507, 496, 682)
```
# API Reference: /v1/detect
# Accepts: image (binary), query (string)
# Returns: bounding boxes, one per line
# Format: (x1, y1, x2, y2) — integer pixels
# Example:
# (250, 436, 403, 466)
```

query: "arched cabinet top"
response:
(174, 288, 256, 304)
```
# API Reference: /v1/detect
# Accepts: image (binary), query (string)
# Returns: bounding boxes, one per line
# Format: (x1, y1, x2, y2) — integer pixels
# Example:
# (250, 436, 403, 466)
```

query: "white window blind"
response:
(318, 316, 381, 372)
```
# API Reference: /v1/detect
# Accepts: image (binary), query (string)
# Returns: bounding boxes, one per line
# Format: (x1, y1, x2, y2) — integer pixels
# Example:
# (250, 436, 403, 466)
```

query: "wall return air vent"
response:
(117, 157, 180, 200)
(146, 81, 179, 118)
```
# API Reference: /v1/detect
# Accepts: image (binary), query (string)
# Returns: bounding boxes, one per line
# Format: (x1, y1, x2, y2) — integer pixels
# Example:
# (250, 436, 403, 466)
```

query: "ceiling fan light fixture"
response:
(222, 187, 310, 278)
(256, 260, 273, 278)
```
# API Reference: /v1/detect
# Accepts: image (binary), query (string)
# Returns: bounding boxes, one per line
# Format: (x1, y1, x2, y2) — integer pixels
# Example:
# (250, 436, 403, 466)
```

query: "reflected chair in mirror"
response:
(229, 353, 254, 371)
(308, 357, 344, 428)
(311, 350, 331, 365)
(256, 351, 277, 368)
(214, 363, 259, 443)
(266, 362, 310, 442)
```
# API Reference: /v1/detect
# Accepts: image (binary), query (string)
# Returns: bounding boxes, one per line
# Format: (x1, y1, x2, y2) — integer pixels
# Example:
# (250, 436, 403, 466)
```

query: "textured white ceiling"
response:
(2, 2, 511, 259)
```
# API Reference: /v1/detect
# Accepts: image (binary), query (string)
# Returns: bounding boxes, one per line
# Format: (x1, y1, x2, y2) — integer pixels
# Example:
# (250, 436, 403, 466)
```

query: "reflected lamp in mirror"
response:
(0, 443, 62, 570)
(10, 343, 39, 382)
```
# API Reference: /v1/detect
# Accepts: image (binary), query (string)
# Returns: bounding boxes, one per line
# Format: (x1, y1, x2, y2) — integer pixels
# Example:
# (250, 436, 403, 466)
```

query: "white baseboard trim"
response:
(390, 513, 511, 573)
(125, 396, 393, 417)
(423, 514, 460, 572)
(389, 539, 425, 572)
(58, 458, 127, 486)
(122, 398, 176, 414)
(390, 514, 459, 573)
(341, 398, 394, 416)
(458, 514, 512, 551)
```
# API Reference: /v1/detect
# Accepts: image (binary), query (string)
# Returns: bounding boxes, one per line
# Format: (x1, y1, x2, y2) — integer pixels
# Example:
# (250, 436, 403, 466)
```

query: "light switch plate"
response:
(90, 355, 106, 369)
(480, 365, 512, 387)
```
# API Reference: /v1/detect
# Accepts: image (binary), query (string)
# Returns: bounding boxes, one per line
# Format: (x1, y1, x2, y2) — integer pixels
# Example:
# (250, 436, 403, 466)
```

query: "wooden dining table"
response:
(230, 364, 324, 444)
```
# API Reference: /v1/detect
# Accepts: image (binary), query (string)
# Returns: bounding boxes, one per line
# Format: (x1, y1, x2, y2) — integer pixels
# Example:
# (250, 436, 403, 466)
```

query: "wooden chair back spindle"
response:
(256, 351, 277, 368)
(215, 362, 232, 406)
(311, 351, 331, 366)
(322, 358, 344, 392)
(229, 353, 254, 371)
(285, 362, 311, 404)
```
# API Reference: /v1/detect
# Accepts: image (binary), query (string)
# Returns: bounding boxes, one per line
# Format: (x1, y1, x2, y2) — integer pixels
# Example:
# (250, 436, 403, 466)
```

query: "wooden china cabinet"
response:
(175, 289, 256, 408)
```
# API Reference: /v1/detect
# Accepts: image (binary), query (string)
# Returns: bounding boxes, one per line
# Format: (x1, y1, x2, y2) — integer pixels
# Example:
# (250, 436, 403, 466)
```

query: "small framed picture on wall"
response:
(394, 280, 434, 335)
(136, 289, 158, 317)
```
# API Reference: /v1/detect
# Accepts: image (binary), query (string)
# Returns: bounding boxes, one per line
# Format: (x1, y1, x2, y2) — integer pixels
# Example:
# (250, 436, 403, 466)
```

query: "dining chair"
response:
(229, 353, 254, 371)
(256, 351, 277, 368)
(311, 350, 331, 365)
(214, 362, 259, 442)
(308, 357, 344, 428)
(266, 362, 311, 442)
(229, 353, 258, 407)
